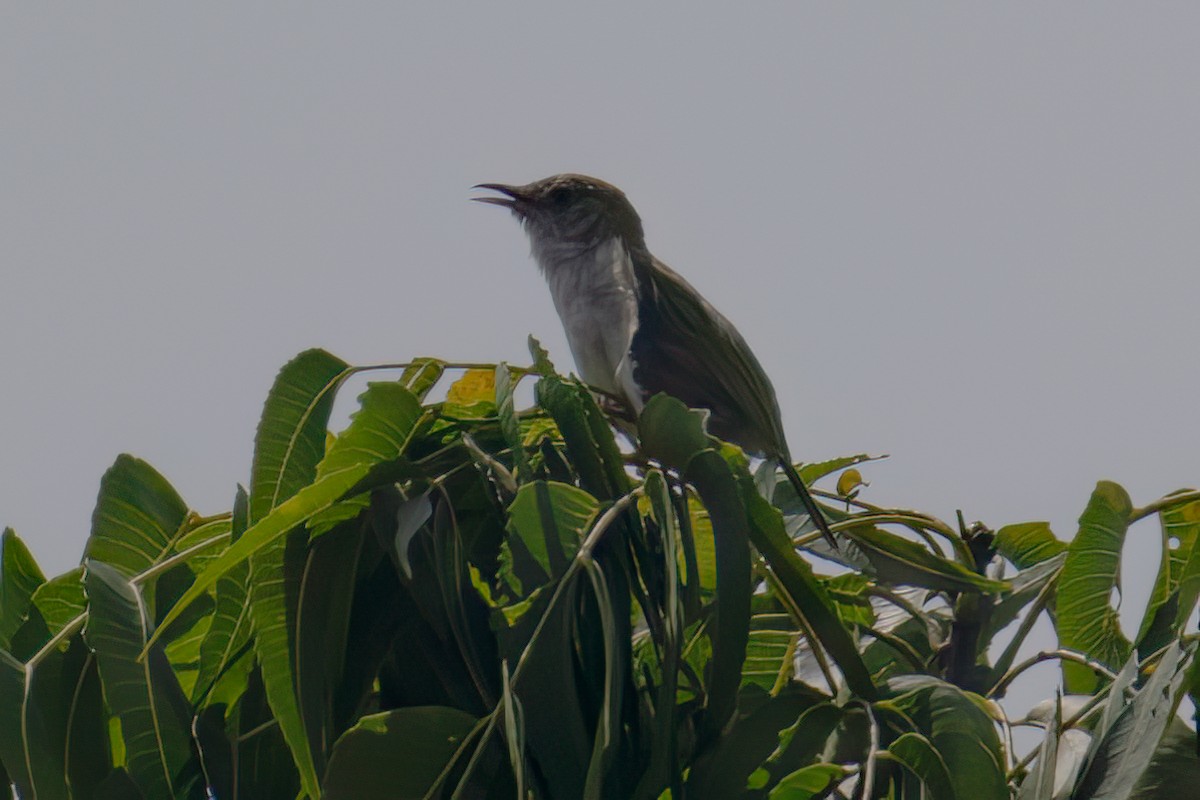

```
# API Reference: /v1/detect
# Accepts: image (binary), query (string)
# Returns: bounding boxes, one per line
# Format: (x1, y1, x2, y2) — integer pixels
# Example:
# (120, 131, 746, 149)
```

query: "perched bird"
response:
(474, 174, 836, 548)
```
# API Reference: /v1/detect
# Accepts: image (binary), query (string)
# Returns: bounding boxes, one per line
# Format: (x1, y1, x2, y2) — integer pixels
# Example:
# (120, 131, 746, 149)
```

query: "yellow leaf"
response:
(837, 468, 867, 498)
(446, 368, 496, 406)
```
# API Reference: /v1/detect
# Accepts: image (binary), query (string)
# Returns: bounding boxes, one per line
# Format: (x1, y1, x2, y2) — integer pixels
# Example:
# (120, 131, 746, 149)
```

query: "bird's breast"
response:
(536, 237, 642, 403)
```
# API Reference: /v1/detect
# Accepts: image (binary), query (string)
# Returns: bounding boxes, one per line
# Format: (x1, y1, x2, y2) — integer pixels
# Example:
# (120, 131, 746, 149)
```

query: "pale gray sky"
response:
(2, 6, 1197, 712)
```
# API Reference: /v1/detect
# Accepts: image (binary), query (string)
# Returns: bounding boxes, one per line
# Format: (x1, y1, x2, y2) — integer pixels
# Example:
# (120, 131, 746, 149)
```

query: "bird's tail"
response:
(779, 458, 838, 550)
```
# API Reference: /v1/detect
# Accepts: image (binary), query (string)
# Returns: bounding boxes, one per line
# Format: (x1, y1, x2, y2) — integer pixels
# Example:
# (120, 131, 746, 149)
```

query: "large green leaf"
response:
(1135, 492, 1200, 655)
(1057, 481, 1134, 693)
(85, 455, 190, 577)
(249, 348, 349, 522)
(888, 732, 956, 800)
(842, 526, 1006, 594)
(637, 395, 751, 734)
(671, 425, 878, 700)
(689, 449, 752, 739)
(154, 381, 424, 643)
(1074, 642, 1195, 799)
(29, 567, 87, 637)
(688, 688, 831, 799)
(881, 676, 1007, 800)
(192, 486, 253, 708)
(294, 520, 368, 779)
(744, 700, 845, 796)
(501, 480, 600, 593)
(244, 351, 352, 800)
(84, 560, 201, 798)
(0, 529, 45, 649)
(742, 489, 876, 700)
(322, 706, 478, 799)
(495, 363, 533, 483)
(994, 521, 1067, 570)
(0, 636, 108, 800)
(768, 763, 845, 799)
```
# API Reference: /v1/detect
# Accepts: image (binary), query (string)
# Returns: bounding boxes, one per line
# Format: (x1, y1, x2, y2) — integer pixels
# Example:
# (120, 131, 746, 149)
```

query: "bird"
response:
(473, 173, 836, 548)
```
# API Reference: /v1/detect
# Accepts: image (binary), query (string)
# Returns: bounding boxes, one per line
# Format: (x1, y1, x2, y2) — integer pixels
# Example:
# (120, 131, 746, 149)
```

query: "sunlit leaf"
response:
(768, 763, 845, 799)
(444, 368, 496, 418)
(995, 521, 1068, 570)
(0, 529, 45, 649)
(85, 455, 190, 577)
(1058, 481, 1133, 693)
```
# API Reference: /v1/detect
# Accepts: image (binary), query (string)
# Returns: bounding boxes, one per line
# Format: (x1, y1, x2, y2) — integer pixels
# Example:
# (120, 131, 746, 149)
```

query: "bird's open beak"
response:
(471, 183, 525, 209)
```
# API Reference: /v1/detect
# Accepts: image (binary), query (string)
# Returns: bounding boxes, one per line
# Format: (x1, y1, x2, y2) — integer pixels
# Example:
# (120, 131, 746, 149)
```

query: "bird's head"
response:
(473, 174, 646, 263)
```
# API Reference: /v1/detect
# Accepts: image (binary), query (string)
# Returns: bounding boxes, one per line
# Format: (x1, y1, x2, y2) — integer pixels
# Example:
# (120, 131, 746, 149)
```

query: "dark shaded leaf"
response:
(192, 486, 253, 708)
(881, 675, 1007, 800)
(888, 731, 956, 800)
(843, 526, 1005, 594)
(323, 706, 478, 799)
(502, 480, 599, 593)
(688, 687, 828, 799)
(84, 560, 202, 799)
(156, 382, 423, 643)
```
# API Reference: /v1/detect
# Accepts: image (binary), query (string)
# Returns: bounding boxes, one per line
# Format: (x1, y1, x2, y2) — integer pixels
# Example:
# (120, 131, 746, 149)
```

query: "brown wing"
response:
(629, 255, 790, 459)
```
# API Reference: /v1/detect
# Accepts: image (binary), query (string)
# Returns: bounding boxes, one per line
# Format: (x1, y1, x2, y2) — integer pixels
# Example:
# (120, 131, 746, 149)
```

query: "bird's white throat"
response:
(529, 235, 643, 407)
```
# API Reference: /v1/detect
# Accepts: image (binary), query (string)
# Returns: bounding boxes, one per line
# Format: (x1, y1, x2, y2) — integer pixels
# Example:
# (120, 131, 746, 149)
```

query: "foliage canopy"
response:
(1, 345, 1197, 799)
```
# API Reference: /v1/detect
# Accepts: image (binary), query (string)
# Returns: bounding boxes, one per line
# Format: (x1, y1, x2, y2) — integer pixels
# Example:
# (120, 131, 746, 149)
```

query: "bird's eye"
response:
(548, 187, 571, 206)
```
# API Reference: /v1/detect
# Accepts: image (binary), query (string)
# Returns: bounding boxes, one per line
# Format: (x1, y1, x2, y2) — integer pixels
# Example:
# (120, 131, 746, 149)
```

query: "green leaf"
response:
(689, 449, 752, 738)
(688, 689, 830, 798)
(888, 732, 956, 800)
(994, 521, 1068, 570)
(1058, 481, 1134, 693)
(1136, 492, 1200, 654)
(0, 529, 45, 649)
(768, 763, 845, 799)
(796, 453, 885, 485)
(249, 348, 349, 523)
(294, 520, 368, 779)
(502, 481, 600, 592)
(1075, 642, 1196, 799)
(844, 526, 1006, 594)
(534, 370, 627, 500)
(322, 706, 478, 799)
(29, 567, 87, 637)
(399, 357, 446, 400)
(1129, 718, 1200, 799)
(638, 393, 713, 469)
(154, 381, 424, 646)
(192, 486, 253, 707)
(84, 560, 201, 798)
(0, 636, 108, 800)
(85, 455, 190, 577)
(743, 489, 877, 700)
(743, 619, 799, 692)
(881, 676, 1007, 800)
(496, 363, 533, 483)
(747, 701, 844, 794)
